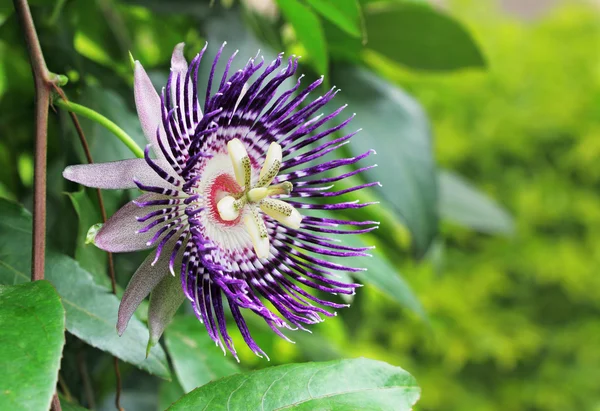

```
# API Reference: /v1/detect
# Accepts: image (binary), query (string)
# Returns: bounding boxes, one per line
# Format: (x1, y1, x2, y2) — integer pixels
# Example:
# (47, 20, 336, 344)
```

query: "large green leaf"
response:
(364, 2, 485, 71)
(333, 65, 438, 257)
(165, 316, 240, 393)
(438, 170, 514, 235)
(0, 199, 171, 379)
(0, 281, 65, 411)
(168, 358, 420, 410)
(276, 0, 328, 76)
(305, 0, 363, 39)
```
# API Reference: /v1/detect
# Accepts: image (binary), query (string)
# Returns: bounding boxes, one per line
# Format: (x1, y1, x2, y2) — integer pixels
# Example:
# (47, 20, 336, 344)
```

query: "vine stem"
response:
(54, 99, 144, 158)
(13, 3, 64, 411)
(14, 0, 50, 283)
(13, 0, 123, 409)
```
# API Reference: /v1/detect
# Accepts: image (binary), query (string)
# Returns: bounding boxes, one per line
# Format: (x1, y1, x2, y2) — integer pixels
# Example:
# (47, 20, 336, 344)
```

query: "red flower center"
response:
(208, 173, 243, 226)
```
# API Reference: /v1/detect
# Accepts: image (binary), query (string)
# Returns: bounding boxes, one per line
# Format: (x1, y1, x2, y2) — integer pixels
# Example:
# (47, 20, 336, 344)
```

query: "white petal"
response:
(94, 193, 170, 253)
(171, 43, 188, 75)
(147, 255, 185, 356)
(63, 159, 179, 190)
(260, 198, 303, 229)
(170, 43, 203, 123)
(117, 236, 178, 336)
(134, 61, 166, 159)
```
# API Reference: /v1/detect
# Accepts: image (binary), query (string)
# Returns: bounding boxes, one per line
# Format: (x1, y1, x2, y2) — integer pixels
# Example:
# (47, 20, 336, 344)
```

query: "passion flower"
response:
(63, 43, 378, 359)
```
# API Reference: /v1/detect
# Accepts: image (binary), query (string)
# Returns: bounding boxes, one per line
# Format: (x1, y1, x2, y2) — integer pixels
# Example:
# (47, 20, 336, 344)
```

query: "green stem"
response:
(54, 99, 144, 159)
(47, 0, 67, 26)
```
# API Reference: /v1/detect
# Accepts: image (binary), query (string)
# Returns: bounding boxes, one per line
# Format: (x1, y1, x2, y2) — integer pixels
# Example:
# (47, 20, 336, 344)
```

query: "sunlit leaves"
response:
(304, 0, 363, 39)
(0, 281, 65, 411)
(168, 358, 420, 410)
(276, 0, 328, 76)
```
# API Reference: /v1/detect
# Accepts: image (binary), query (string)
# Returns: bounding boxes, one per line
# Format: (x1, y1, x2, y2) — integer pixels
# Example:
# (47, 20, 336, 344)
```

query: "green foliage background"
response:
(0, 0, 598, 410)
(363, 2, 600, 409)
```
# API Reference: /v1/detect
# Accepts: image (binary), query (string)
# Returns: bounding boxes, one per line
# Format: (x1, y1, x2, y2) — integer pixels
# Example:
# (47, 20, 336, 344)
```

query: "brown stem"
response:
(13, 0, 50, 282)
(14, 3, 63, 411)
(51, 393, 62, 411)
(113, 356, 124, 411)
(77, 350, 95, 410)
(14, 1, 121, 408)
(57, 373, 73, 403)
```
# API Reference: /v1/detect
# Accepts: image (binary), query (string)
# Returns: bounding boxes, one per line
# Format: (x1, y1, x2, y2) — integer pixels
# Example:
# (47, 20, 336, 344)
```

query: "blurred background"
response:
(1, 0, 599, 410)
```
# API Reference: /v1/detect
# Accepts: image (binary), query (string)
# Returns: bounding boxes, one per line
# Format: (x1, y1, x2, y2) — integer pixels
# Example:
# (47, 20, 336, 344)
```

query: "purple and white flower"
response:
(63, 43, 378, 359)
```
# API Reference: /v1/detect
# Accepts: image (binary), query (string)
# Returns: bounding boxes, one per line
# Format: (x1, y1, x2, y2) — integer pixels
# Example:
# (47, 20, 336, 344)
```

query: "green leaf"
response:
(276, 0, 328, 76)
(438, 170, 514, 235)
(333, 65, 438, 257)
(347, 236, 426, 319)
(0, 199, 171, 380)
(304, 0, 363, 38)
(0, 281, 65, 411)
(364, 2, 485, 71)
(165, 316, 240, 393)
(67, 190, 109, 287)
(168, 358, 420, 410)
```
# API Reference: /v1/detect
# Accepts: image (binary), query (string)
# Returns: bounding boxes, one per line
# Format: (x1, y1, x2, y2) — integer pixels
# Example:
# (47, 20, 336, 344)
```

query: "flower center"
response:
(208, 174, 243, 227)
(216, 138, 303, 259)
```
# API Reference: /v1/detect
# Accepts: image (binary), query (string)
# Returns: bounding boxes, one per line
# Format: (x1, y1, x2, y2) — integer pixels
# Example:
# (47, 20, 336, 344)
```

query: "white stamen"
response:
(257, 142, 282, 187)
(243, 209, 270, 259)
(260, 198, 303, 229)
(227, 138, 251, 187)
(247, 187, 268, 202)
(217, 195, 240, 221)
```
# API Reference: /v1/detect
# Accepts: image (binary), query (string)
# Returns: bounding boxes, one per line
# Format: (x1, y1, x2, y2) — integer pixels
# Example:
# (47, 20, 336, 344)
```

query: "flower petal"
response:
(63, 159, 179, 190)
(171, 42, 188, 71)
(170, 43, 203, 127)
(146, 265, 185, 356)
(95, 193, 169, 252)
(134, 61, 166, 159)
(117, 234, 180, 336)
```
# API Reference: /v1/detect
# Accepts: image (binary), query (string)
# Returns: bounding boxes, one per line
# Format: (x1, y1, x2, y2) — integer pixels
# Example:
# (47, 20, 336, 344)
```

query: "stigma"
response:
(216, 138, 302, 259)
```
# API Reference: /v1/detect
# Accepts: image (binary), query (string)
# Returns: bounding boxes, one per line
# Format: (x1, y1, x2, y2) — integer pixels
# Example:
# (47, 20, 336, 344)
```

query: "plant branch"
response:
(13, 1, 51, 282)
(14, 2, 64, 410)
(54, 99, 144, 158)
